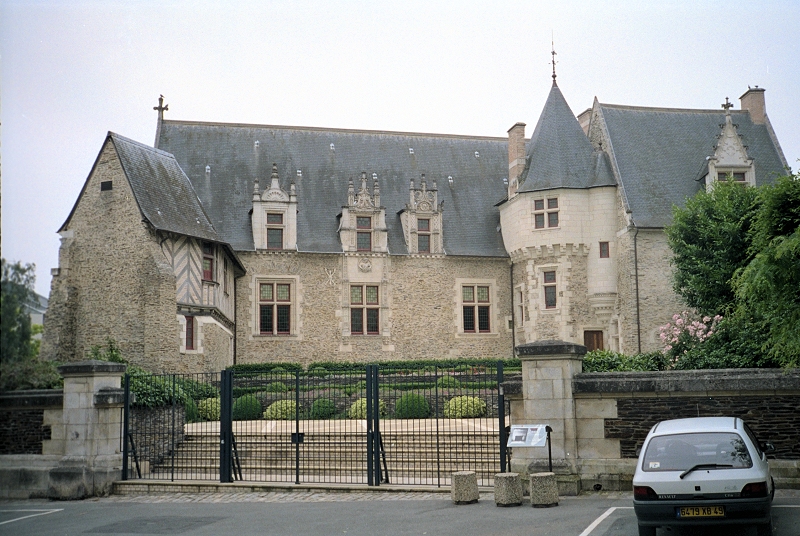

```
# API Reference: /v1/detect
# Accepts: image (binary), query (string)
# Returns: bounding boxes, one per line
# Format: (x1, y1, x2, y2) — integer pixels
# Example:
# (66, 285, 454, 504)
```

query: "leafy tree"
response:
(666, 180, 759, 316)
(1, 259, 37, 363)
(733, 173, 800, 366)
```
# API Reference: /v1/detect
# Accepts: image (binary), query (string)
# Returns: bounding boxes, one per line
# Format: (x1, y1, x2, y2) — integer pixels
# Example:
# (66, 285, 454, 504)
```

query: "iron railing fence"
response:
(122, 363, 516, 486)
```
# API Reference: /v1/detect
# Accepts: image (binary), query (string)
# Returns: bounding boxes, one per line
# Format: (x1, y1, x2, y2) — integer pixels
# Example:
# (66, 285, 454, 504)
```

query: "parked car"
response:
(632, 416, 774, 536)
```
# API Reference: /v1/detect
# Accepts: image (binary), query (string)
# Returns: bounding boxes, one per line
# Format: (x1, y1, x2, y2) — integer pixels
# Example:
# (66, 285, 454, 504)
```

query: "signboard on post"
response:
(506, 424, 548, 448)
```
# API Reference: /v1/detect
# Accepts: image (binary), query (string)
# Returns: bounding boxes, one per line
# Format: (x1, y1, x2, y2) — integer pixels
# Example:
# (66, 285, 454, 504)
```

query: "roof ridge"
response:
(108, 131, 176, 158)
(598, 103, 752, 115)
(160, 120, 510, 142)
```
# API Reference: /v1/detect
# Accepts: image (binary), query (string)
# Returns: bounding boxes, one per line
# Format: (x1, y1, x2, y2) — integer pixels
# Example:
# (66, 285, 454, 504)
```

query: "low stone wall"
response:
(0, 390, 63, 455)
(129, 405, 187, 468)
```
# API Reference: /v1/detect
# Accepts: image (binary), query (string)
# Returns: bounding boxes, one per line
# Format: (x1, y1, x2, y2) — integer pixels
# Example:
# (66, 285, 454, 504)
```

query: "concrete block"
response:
(494, 473, 523, 506)
(451, 471, 479, 504)
(530, 472, 559, 507)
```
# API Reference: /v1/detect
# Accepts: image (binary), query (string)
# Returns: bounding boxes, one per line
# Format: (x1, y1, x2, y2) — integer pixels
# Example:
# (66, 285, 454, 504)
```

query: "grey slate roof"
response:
(108, 133, 223, 243)
(519, 83, 616, 193)
(157, 122, 510, 256)
(598, 104, 788, 228)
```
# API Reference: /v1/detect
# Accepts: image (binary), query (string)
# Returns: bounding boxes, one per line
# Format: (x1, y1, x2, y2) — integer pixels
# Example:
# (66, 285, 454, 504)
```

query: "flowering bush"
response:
(659, 312, 722, 363)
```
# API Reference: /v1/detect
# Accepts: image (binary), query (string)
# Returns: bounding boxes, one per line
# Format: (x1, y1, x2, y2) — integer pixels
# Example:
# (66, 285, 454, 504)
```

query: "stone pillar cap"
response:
(57, 360, 127, 376)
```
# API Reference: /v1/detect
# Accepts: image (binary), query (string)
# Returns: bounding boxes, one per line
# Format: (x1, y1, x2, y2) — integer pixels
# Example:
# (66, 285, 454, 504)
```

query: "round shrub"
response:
(436, 375, 461, 389)
(263, 400, 297, 420)
(232, 394, 262, 421)
(310, 398, 337, 419)
(394, 393, 431, 419)
(443, 396, 486, 418)
(265, 381, 289, 393)
(197, 397, 221, 421)
(184, 398, 199, 423)
(348, 398, 387, 419)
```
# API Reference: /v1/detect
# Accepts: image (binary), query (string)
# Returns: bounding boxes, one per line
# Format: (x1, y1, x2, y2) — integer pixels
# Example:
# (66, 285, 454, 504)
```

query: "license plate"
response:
(678, 506, 725, 518)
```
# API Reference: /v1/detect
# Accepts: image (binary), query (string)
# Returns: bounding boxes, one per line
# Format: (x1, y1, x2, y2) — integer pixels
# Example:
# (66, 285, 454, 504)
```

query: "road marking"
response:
(0, 509, 63, 526)
(578, 506, 633, 536)
(774, 505, 800, 507)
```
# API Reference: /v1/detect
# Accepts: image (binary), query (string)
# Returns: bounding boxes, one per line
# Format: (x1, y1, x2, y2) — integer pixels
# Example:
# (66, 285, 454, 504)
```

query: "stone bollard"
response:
(451, 471, 479, 504)
(494, 472, 523, 507)
(529, 472, 559, 507)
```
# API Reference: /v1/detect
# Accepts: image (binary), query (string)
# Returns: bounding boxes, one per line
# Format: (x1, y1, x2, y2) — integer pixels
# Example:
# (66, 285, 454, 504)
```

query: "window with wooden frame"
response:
(599, 241, 610, 259)
(350, 285, 380, 335)
(543, 271, 557, 309)
(534, 198, 559, 229)
(266, 213, 284, 250)
(202, 242, 214, 281)
(356, 216, 372, 251)
(417, 218, 430, 253)
(717, 171, 746, 182)
(259, 282, 292, 335)
(185, 316, 195, 350)
(462, 285, 491, 333)
(223, 258, 229, 294)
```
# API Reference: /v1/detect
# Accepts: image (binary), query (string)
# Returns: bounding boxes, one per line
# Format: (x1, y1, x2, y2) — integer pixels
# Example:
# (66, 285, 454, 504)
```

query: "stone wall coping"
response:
(516, 340, 587, 357)
(94, 387, 126, 407)
(574, 368, 800, 394)
(0, 390, 64, 409)
(57, 360, 127, 376)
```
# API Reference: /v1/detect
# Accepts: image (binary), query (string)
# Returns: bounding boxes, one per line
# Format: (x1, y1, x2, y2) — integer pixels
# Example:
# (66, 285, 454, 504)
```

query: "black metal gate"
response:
(123, 362, 511, 487)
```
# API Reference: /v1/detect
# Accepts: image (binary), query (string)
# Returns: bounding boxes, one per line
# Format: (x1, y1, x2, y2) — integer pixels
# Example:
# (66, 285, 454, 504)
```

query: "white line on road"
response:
(578, 506, 633, 536)
(0, 509, 63, 526)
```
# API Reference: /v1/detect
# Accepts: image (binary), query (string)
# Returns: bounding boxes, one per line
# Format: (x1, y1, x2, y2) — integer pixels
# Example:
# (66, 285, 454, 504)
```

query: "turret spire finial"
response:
(550, 34, 558, 86)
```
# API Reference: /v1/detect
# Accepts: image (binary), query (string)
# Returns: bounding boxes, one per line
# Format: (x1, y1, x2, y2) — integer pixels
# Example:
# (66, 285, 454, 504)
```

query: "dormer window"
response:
(357, 216, 372, 251)
(202, 242, 214, 281)
(717, 171, 746, 182)
(266, 213, 284, 250)
(418, 218, 430, 253)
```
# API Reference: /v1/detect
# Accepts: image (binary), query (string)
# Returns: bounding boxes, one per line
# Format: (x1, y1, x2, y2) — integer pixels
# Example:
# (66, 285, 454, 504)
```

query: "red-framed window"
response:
(462, 285, 490, 333)
(259, 282, 291, 335)
(267, 213, 284, 250)
(202, 242, 214, 281)
(350, 285, 380, 335)
(543, 271, 557, 309)
(185, 316, 195, 350)
(418, 218, 430, 253)
(599, 242, 610, 259)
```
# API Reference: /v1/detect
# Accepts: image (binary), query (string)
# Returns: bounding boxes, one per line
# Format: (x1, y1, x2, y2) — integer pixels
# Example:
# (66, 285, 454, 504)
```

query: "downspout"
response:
(510, 261, 516, 356)
(632, 222, 642, 354)
(232, 274, 237, 365)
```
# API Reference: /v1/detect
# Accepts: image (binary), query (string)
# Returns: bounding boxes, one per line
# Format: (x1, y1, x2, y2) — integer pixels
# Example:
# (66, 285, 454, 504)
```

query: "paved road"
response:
(1, 491, 798, 536)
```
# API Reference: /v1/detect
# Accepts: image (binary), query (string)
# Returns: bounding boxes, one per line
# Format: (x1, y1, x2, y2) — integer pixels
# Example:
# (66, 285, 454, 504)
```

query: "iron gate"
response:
(123, 362, 512, 487)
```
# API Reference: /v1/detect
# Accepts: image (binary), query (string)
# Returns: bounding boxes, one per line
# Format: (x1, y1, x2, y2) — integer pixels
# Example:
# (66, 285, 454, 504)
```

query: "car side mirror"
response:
(761, 442, 776, 453)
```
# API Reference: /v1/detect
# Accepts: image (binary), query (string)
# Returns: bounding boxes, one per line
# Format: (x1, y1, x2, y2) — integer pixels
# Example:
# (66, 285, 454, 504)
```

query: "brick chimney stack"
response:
(507, 122, 526, 197)
(740, 87, 766, 124)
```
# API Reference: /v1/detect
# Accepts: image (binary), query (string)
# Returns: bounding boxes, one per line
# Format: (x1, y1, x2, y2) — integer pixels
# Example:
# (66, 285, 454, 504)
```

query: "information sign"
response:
(506, 424, 549, 447)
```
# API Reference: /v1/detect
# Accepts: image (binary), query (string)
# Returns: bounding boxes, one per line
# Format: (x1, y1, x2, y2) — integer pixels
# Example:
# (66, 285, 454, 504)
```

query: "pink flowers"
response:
(659, 312, 722, 362)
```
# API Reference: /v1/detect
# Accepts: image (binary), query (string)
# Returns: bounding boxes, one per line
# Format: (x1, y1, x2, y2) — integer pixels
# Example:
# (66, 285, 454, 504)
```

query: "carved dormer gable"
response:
(705, 99, 755, 190)
(252, 163, 298, 250)
(400, 174, 444, 255)
(339, 172, 388, 253)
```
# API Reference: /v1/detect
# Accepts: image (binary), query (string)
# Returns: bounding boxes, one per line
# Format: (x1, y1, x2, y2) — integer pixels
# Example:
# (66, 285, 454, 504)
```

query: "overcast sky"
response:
(2, 0, 799, 296)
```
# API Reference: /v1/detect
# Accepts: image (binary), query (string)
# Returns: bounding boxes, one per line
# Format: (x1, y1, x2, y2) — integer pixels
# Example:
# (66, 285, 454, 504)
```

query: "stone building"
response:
(41, 81, 788, 372)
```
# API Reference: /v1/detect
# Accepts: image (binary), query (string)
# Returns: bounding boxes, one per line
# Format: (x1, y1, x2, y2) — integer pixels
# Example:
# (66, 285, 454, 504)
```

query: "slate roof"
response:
(518, 83, 615, 193)
(598, 104, 788, 228)
(157, 122, 510, 256)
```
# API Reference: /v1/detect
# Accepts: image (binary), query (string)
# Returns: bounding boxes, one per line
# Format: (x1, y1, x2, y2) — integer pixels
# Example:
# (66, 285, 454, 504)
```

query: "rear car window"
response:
(642, 432, 753, 471)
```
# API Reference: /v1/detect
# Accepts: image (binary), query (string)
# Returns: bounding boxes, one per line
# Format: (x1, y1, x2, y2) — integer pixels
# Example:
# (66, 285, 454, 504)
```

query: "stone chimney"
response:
(740, 87, 766, 124)
(507, 122, 526, 197)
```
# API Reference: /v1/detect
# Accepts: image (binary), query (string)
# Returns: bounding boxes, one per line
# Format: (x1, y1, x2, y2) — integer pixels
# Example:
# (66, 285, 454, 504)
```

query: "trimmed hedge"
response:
(436, 375, 461, 388)
(443, 396, 486, 418)
(232, 394, 262, 421)
(227, 358, 520, 374)
(348, 398, 387, 419)
(263, 400, 297, 420)
(198, 397, 221, 421)
(394, 393, 431, 419)
(310, 398, 337, 419)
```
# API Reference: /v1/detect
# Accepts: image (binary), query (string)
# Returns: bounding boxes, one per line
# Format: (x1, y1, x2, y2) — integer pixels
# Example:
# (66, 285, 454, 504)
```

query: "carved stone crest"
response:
(358, 258, 372, 273)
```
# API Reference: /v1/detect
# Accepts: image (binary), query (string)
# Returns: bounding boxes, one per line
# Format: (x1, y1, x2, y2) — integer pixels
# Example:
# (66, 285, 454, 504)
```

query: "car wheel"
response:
(755, 518, 773, 536)
(637, 524, 656, 536)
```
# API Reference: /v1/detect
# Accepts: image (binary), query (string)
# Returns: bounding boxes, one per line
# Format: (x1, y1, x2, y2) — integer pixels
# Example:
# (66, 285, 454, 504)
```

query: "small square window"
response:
(418, 219, 430, 231)
(543, 271, 556, 284)
(100, 181, 113, 191)
(599, 242, 610, 258)
(276, 284, 291, 301)
(267, 213, 283, 224)
(366, 286, 379, 305)
(534, 199, 545, 211)
(547, 198, 558, 209)
(462, 286, 475, 303)
(357, 216, 372, 229)
(351, 286, 363, 305)
(477, 286, 489, 302)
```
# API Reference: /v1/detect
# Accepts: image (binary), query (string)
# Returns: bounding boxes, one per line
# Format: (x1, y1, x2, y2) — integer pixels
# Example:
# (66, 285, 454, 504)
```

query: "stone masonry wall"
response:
(0, 392, 63, 455)
(236, 251, 513, 367)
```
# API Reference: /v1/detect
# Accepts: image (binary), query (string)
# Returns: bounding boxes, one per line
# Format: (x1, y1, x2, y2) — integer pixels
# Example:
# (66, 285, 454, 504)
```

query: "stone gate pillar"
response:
(511, 340, 585, 493)
(48, 360, 126, 499)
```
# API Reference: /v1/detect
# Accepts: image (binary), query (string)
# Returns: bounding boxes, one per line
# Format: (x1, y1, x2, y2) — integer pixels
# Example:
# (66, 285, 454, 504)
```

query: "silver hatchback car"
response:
(633, 416, 774, 536)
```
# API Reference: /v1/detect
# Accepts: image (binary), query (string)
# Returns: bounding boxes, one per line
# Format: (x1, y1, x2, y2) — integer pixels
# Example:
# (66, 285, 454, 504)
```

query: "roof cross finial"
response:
(550, 34, 558, 86)
(722, 97, 733, 115)
(153, 95, 168, 121)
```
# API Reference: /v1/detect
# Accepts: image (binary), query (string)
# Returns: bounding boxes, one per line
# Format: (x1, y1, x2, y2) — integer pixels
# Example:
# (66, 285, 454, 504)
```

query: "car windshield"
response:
(642, 432, 753, 472)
